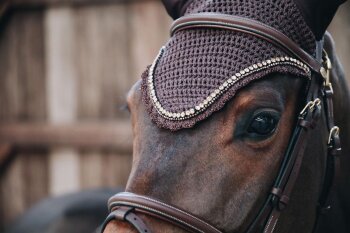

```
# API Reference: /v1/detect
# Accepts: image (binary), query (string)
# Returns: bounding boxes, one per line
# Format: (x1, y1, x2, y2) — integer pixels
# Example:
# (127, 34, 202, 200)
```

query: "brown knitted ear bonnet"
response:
(141, 0, 316, 131)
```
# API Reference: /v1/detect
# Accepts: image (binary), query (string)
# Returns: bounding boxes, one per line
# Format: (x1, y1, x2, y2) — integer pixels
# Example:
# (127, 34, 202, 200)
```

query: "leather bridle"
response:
(101, 13, 342, 233)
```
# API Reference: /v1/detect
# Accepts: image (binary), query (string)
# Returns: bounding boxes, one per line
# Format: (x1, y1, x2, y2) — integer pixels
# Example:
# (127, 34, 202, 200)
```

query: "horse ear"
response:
(161, 0, 193, 20)
(294, 0, 346, 40)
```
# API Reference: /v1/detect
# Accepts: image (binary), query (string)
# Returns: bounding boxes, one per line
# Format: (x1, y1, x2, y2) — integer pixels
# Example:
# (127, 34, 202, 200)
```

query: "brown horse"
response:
(103, 1, 350, 233)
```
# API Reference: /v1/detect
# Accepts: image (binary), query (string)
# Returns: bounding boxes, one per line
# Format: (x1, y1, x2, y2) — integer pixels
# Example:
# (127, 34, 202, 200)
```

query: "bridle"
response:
(101, 13, 341, 233)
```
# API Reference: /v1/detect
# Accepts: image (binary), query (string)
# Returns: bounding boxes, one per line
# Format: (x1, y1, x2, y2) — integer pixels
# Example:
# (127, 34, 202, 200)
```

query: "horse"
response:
(102, 0, 350, 232)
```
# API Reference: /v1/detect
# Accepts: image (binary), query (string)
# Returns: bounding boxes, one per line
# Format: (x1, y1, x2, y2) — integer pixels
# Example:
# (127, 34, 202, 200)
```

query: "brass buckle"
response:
(328, 126, 340, 145)
(300, 98, 321, 116)
(324, 82, 334, 95)
(320, 50, 332, 87)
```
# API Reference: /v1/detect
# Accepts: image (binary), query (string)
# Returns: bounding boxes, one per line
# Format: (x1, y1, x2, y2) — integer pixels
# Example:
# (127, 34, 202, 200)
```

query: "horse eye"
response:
(247, 111, 279, 138)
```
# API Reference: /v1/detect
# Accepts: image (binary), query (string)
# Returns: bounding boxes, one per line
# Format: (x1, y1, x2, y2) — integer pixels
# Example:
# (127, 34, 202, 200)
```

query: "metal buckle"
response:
(300, 98, 321, 116)
(324, 82, 334, 95)
(321, 50, 332, 87)
(328, 126, 340, 145)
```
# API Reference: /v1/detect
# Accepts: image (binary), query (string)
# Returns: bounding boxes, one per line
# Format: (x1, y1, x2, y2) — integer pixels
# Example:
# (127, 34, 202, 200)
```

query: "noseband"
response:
(101, 13, 341, 233)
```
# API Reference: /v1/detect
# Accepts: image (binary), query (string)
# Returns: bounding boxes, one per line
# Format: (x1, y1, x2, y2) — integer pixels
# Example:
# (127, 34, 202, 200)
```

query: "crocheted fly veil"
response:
(141, 0, 316, 131)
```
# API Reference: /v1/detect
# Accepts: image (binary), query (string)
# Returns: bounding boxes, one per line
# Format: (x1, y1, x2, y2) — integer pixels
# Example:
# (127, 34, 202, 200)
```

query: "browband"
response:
(171, 13, 322, 74)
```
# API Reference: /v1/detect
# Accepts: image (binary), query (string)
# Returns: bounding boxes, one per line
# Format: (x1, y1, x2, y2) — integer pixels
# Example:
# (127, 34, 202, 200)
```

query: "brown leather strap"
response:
(312, 69, 342, 232)
(264, 107, 318, 233)
(100, 206, 152, 233)
(108, 192, 222, 233)
(245, 69, 322, 233)
(171, 13, 322, 74)
(263, 209, 281, 233)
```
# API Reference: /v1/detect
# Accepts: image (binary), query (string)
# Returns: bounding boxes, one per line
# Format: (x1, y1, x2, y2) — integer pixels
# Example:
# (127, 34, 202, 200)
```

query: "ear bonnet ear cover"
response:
(161, 0, 194, 19)
(293, 0, 346, 40)
(142, 0, 317, 131)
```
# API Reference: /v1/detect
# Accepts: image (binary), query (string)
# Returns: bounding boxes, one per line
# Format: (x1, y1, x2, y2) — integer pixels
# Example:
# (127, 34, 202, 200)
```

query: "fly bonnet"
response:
(141, 0, 317, 131)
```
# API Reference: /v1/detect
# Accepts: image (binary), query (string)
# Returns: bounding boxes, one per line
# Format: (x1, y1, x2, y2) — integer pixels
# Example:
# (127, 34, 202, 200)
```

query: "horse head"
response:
(103, 0, 350, 232)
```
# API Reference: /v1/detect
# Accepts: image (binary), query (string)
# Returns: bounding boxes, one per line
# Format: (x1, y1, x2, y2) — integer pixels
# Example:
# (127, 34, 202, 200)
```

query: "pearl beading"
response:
(148, 47, 311, 121)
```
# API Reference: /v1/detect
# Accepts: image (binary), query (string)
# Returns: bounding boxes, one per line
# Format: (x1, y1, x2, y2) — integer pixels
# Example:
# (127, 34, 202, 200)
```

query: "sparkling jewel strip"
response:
(148, 46, 311, 121)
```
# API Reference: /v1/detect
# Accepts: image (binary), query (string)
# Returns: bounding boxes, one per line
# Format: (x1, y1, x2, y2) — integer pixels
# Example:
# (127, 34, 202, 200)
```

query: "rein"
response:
(101, 13, 341, 233)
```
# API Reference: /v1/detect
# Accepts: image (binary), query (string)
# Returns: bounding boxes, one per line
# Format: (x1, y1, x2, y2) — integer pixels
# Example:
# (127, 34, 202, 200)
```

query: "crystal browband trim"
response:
(148, 47, 311, 121)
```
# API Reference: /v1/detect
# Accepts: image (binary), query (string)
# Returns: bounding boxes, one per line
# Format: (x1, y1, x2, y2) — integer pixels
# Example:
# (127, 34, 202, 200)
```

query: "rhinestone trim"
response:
(148, 47, 311, 121)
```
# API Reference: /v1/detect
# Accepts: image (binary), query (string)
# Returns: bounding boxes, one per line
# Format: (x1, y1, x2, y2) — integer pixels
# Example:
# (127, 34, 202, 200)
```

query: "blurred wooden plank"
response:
(9, 0, 154, 8)
(128, 0, 172, 82)
(0, 9, 46, 121)
(45, 8, 77, 124)
(80, 152, 133, 189)
(17, 10, 47, 121)
(73, 4, 132, 189)
(23, 152, 49, 208)
(102, 152, 132, 187)
(0, 155, 25, 225)
(80, 151, 103, 189)
(0, 122, 132, 152)
(0, 10, 21, 121)
(44, 7, 80, 196)
(48, 148, 81, 195)
(74, 4, 130, 119)
(15, 10, 48, 219)
(0, 9, 48, 228)
(0, 11, 22, 229)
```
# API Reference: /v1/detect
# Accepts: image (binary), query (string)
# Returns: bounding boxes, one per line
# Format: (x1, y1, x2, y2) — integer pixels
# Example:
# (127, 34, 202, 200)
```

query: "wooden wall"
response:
(328, 2, 350, 81)
(0, 0, 349, 230)
(0, 0, 171, 229)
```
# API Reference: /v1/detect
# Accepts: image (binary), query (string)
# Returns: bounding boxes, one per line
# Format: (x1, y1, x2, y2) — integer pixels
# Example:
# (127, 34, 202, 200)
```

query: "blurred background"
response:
(0, 0, 349, 231)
